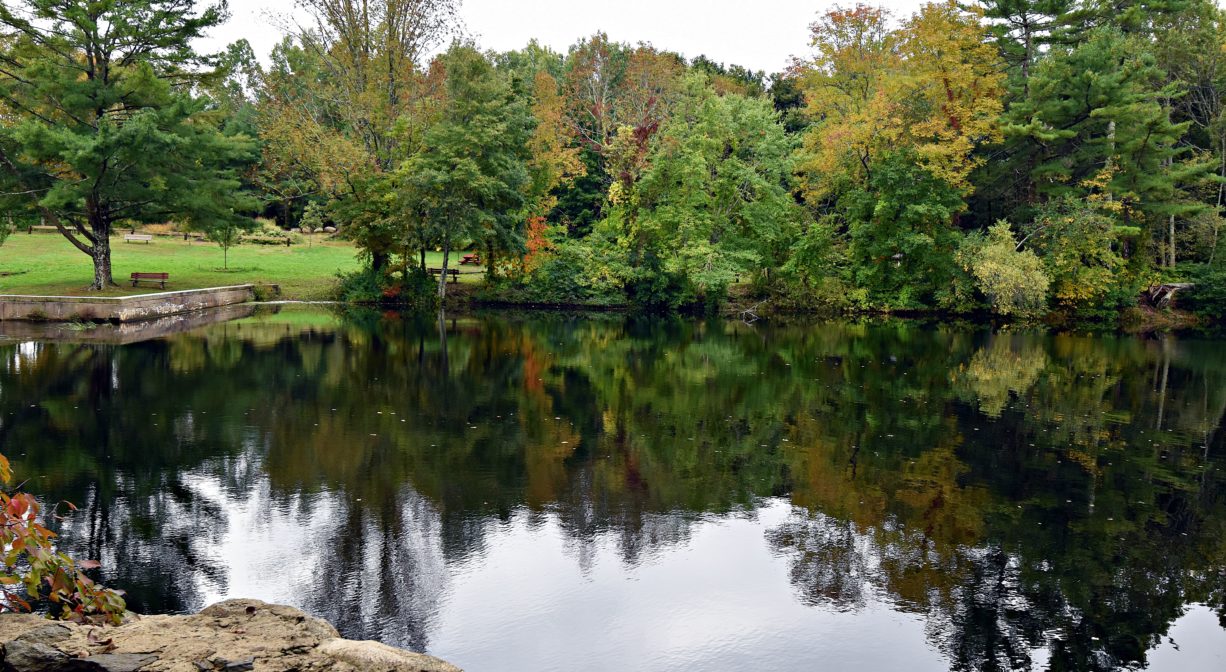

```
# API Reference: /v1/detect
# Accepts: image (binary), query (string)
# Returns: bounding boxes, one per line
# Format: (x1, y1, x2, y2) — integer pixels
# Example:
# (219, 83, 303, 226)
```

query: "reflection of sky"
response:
(429, 499, 946, 671)
(186, 480, 945, 670)
(189, 470, 344, 608)
(1149, 606, 1226, 671)
(177, 470, 1226, 671)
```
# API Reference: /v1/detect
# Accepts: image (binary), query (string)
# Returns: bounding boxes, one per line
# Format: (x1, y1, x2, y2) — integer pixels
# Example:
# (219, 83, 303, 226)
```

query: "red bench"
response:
(130, 272, 169, 289)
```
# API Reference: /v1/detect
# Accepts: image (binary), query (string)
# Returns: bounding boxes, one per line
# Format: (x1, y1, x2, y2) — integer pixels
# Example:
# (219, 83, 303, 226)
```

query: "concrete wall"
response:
(0, 302, 264, 344)
(0, 285, 256, 323)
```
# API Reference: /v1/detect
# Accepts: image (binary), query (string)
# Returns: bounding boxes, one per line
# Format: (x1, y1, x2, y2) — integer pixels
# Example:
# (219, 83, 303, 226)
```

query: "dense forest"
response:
(2, 0, 1225, 321)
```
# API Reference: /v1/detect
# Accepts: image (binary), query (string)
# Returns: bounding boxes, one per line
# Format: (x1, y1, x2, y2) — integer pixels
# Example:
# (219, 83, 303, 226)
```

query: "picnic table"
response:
(460, 253, 481, 265)
(131, 272, 169, 289)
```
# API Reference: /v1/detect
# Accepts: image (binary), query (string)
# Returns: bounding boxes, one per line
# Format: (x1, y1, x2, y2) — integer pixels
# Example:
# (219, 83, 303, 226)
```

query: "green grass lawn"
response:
(0, 233, 485, 300)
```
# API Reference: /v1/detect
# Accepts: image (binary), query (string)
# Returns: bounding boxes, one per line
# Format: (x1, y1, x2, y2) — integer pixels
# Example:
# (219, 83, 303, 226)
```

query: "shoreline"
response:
(0, 599, 461, 672)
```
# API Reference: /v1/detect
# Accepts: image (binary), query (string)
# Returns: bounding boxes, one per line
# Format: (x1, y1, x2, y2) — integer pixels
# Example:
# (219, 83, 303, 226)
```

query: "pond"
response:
(1, 307, 1224, 671)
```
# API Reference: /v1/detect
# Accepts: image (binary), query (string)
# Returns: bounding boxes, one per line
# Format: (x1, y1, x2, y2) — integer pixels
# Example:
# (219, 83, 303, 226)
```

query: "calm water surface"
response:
(1, 307, 1225, 671)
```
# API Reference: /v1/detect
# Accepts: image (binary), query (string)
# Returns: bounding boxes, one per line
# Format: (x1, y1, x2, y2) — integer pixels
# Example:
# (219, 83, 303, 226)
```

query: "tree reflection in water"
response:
(1, 308, 1223, 670)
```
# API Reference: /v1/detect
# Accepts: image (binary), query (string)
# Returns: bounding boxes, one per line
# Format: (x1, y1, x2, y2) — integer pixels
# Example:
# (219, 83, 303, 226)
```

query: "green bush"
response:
(958, 222, 1050, 318)
(484, 239, 625, 307)
(335, 268, 385, 304)
(243, 222, 303, 246)
(1183, 265, 1226, 322)
(336, 267, 438, 308)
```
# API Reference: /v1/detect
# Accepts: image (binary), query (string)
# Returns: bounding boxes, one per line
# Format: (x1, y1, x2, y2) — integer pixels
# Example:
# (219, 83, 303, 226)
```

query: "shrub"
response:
(336, 267, 386, 304)
(960, 222, 1050, 318)
(337, 267, 437, 308)
(242, 221, 303, 246)
(0, 453, 126, 623)
(1182, 265, 1226, 322)
(486, 238, 625, 307)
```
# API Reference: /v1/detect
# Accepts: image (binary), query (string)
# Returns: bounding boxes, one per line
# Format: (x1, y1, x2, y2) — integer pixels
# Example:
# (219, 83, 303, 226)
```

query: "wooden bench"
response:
(124, 234, 153, 244)
(460, 253, 481, 266)
(427, 268, 460, 283)
(131, 272, 169, 289)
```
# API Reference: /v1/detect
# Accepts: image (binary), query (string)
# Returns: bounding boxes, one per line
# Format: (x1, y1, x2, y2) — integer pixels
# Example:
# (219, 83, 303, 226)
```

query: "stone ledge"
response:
(0, 286, 257, 323)
(0, 599, 461, 672)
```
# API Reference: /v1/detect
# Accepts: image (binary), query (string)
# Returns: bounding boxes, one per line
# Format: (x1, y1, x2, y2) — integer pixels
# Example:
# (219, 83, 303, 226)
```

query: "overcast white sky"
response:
(202, 0, 928, 75)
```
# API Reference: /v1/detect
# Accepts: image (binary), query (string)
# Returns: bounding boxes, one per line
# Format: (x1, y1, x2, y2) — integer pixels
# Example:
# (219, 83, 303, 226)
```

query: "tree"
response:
(0, 0, 255, 289)
(397, 44, 532, 299)
(795, 2, 1004, 201)
(562, 33, 628, 153)
(208, 217, 241, 270)
(976, 0, 1072, 91)
(1004, 26, 1211, 263)
(1153, 0, 1226, 264)
(844, 150, 968, 309)
(259, 0, 457, 273)
(897, 1, 1006, 193)
(625, 74, 802, 302)
(794, 3, 898, 200)
(959, 221, 1050, 317)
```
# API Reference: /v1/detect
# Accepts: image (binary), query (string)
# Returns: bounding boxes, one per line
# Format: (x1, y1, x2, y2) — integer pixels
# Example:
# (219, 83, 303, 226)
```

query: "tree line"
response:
(1, 0, 1224, 320)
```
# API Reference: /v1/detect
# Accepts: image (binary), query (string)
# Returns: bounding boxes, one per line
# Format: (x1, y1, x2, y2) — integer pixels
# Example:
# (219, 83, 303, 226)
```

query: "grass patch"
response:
(0, 233, 488, 300)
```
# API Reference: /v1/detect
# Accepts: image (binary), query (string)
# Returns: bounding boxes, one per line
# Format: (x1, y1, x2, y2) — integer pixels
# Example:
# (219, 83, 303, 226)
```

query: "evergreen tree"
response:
(0, 0, 255, 289)
(1004, 26, 1211, 264)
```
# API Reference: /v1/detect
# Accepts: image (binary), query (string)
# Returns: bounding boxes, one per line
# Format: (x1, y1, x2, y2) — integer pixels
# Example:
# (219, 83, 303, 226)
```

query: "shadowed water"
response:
(1, 307, 1224, 671)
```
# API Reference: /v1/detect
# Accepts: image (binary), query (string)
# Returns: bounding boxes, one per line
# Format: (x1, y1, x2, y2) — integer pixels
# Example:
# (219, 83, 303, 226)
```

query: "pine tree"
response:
(1004, 26, 1211, 263)
(0, 0, 255, 289)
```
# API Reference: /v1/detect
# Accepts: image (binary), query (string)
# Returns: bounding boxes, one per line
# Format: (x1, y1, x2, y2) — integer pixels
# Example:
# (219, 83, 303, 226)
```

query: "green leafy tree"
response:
(959, 221, 1051, 317)
(623, 74, 802, 303)
(844, 150, 967, 310)
(397, 44, 533, 299)
(0, 0, 256, 289)
(1027, 195, 1133, 314)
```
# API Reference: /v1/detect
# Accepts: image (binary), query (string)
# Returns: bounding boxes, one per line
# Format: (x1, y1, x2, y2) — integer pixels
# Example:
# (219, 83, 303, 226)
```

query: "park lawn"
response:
(0, 233, 485, 300)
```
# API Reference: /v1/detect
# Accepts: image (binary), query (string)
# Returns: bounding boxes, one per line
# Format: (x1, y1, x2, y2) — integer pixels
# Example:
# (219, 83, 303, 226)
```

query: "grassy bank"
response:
(0, 233, 483, 300)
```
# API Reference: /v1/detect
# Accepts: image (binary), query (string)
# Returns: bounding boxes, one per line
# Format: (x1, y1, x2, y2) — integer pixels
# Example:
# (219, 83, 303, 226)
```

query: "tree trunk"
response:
(88, 210, 114, 290)
(84, 195, 116, 290)
(1168, 213, 1176, 269)
(371, 250, 389, 274)
(437, 235, 451, 301)
(1210, 219, 1220, 266)
(91, 237, 113, 290)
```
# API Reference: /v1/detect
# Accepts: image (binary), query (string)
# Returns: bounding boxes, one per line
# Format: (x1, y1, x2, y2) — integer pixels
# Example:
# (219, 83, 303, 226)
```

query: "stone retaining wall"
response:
(0, 286, 256, 323)
(0, 303, 264, 344)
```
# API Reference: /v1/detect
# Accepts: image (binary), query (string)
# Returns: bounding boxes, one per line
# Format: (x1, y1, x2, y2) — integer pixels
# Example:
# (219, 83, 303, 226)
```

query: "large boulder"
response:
(0, 600, 460, 672)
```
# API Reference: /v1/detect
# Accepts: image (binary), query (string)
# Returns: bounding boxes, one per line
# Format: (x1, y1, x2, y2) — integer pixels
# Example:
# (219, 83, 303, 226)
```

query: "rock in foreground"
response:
(0, 599, 461, 672)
